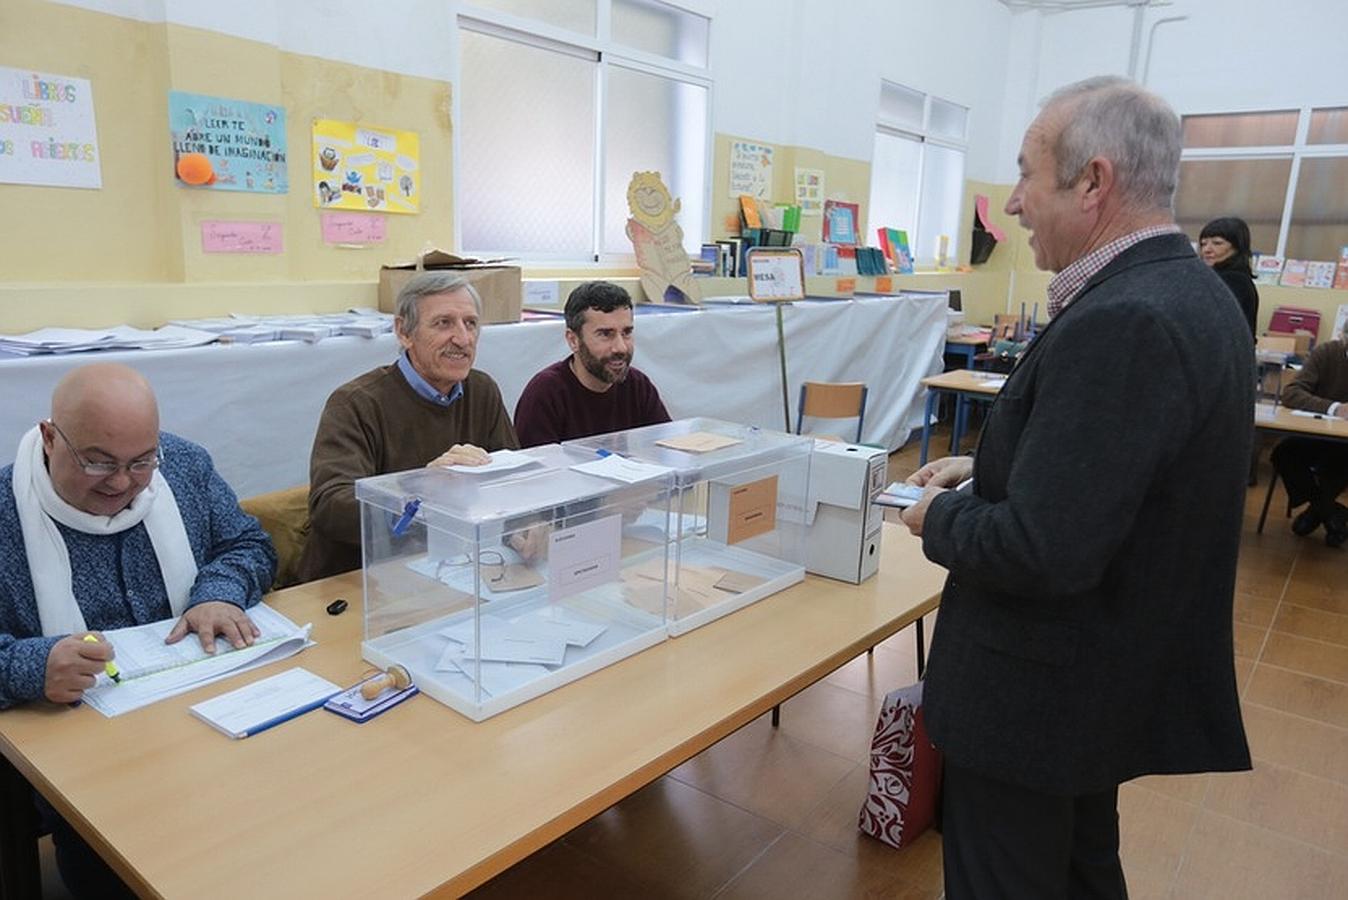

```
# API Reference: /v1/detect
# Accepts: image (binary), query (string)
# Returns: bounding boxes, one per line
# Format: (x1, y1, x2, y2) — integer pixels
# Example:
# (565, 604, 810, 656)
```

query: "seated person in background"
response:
(514, 281, 670, 448)
(1200, 216, 1259, 336)
(0, 363, 275, 897)
(299, 272, 519, 580)
(1273, 337, 1348, 545)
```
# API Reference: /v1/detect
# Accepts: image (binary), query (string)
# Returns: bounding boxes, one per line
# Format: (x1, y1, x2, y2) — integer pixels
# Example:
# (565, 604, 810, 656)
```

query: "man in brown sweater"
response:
(297, 272, 519, 580)
(1273, 337, 1348, 546)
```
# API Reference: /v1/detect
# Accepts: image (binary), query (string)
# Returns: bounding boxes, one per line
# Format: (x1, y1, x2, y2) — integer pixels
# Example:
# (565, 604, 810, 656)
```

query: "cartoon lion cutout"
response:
(625, 171, 700, 304)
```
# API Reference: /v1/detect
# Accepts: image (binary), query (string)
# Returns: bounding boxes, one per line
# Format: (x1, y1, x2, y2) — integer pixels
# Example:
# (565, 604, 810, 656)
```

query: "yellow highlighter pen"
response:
(82, 634, 121, 684)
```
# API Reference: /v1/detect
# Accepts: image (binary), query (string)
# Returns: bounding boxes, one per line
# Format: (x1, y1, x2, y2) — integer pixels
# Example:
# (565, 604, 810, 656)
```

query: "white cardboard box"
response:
(805, 441, 887, 584)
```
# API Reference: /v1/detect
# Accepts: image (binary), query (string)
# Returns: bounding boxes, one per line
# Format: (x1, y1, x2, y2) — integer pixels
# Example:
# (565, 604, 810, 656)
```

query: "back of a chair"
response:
(239, 485, 310, 591)
(1256, 335, 1296, 354)
(797, 381, 868, 442)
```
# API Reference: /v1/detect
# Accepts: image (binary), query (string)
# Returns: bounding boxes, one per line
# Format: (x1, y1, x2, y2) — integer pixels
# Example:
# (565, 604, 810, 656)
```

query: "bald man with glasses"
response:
(1, 362, 276, 711)
(2, 363, 276, 897)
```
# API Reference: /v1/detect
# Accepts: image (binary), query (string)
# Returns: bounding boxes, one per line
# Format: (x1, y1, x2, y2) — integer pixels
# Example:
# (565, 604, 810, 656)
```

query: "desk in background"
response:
(918, 368, 1005, 464)
(0, 524, 945, 899)
(0, 295, 946, 497)
(1253, 403, 1348, 533)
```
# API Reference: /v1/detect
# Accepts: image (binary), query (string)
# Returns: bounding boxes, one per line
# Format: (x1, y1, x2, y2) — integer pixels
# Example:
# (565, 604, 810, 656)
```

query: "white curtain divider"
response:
(0, 294, 946, 497)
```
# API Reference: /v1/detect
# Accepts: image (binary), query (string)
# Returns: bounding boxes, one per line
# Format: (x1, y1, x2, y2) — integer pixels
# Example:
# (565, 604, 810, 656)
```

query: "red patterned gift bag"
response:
(858, 680, 942, 849)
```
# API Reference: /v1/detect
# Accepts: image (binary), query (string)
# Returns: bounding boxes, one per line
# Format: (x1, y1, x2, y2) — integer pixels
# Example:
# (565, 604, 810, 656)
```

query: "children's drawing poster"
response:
(729, 140, 772, 200)
(168, 91, 287, 193)
(0, 66, 101, 189)
(312, 119, 419, 214)
(794, 167, 823, 215)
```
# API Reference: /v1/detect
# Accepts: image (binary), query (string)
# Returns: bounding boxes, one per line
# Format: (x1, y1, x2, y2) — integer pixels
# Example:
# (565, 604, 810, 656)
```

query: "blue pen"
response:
(239, 694, 336, 739)
(392, 498, 421, 536)
(595, 448, 613, 458)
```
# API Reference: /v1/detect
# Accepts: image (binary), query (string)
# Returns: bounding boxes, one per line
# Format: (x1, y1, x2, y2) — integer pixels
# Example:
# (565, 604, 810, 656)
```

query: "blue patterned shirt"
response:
(0, 433, 276, 708)
(396, 351, 464, 407)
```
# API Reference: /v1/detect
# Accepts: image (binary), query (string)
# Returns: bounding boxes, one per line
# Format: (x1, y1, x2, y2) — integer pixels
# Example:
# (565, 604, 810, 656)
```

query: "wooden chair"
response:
(239, 485, 310, 590)
(796, 381, 869, 443)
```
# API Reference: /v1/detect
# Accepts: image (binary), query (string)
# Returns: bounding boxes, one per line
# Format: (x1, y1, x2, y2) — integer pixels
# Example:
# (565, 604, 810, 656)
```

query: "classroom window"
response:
(456, 3, 712, 263)
(1177, 107, 1348, 262)
(867, 81, 967, 266)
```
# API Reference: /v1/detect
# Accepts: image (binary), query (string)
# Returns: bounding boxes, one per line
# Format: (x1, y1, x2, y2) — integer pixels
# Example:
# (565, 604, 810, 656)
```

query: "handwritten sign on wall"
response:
(200, 220, 283, 254)
(320, 212, 387, 245)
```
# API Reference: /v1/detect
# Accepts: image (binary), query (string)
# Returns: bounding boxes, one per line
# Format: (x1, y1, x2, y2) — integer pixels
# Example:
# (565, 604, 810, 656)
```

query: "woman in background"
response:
(1200, 216, 1259, 335)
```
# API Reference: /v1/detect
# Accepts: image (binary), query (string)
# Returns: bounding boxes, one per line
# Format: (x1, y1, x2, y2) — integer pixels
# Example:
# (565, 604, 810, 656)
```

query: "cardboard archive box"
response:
(379, 249, 522, 324)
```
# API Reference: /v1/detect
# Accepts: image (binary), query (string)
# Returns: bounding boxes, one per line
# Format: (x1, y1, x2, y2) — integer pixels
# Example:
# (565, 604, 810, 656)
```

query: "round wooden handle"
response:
(359, 664, 411, 700)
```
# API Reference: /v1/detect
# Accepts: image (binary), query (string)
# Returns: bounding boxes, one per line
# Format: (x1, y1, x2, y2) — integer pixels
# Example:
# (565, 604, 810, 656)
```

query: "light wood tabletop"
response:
(0, 523, 946, 899)
(1254, 403, 1348, 441)
(920, 368, 1006, 396)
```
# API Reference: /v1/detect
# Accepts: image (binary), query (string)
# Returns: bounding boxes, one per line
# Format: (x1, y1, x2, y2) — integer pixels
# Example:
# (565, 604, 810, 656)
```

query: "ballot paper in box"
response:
(566, 419, 811, 636)
(355, 443, 674, 721)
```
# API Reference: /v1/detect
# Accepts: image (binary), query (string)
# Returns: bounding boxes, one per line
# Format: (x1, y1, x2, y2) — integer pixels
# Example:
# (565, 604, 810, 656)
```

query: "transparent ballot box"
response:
(355, 444, 673, 721)
(566, 419, 811, 636)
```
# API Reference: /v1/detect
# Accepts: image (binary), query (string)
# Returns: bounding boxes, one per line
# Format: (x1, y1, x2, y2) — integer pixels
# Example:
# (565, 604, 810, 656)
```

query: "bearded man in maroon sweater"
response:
(514, 281, 670, 447)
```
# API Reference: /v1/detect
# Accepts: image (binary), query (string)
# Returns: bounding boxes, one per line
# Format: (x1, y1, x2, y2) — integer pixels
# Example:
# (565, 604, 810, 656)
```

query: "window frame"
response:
(868, 81, 969, 268)
(1180, 106, 1348, 259)
(452, 1, 714, 266)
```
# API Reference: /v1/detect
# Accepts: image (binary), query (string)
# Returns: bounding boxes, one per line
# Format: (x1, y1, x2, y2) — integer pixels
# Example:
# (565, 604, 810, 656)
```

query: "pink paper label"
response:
(321, 212, 387, 245)
(201, 221, 283, 254)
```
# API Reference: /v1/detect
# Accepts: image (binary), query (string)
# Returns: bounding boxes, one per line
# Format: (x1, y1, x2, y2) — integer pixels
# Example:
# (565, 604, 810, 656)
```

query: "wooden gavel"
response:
(360, 664, 412, 700)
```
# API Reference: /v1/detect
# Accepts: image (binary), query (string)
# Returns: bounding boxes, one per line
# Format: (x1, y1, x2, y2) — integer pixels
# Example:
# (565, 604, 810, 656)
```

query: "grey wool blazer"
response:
(920, 233, 1254, 796)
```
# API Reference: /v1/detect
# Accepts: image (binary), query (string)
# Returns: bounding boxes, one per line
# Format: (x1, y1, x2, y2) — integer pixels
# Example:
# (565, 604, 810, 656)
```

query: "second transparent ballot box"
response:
(355, 444, 674, 721)
(566, 419, 811, 635)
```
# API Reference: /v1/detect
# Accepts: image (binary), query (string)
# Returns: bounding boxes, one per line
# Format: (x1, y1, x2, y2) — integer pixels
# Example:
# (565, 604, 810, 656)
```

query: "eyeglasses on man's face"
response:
(47, 421, 161, 478)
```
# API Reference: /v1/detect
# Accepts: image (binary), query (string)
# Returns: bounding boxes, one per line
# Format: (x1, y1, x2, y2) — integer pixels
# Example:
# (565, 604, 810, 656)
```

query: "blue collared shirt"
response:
(397, 351, 463, 407)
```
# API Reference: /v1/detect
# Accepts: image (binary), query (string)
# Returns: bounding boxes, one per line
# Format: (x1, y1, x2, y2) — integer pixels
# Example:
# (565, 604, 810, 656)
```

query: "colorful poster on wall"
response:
(312, 119, 419, 214)
(0, 66, 101, 189)
(168, 91, 287, 193)
(729, 140, 773, 200)
(794, 167, 824, 215)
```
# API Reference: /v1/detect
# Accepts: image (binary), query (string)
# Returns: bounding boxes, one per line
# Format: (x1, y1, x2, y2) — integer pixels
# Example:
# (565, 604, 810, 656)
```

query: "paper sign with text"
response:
(168, 91, 287, 193)
(201, 221, 283, 254)
(321, 212, 387, 245)
(0, 66, 101, 189)
(548, 514, 622, 602)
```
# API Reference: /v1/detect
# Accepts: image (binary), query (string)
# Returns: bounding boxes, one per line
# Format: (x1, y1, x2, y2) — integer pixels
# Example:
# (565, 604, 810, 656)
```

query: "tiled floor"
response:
(40, 427, 1348, 898)
(466, 430, 1348, 900)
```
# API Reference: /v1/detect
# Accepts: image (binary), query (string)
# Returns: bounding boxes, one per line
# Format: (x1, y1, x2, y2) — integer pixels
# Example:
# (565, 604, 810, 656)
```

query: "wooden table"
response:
(1253, 403, 1348, 533)
(943, 333, 990, 369)
(0, 524, 945, 899)
(918, 368, 1006, 465)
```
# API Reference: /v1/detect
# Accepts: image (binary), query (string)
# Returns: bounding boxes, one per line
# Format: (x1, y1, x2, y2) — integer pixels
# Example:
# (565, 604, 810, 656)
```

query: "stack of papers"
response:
(82, 603, 314, 717)
(434, 609, 608, 697)
(189, 668, 340, 739)
(170, 310, 396, 344)
(0, 324, 219, 356)
(571, 454, 673, 484)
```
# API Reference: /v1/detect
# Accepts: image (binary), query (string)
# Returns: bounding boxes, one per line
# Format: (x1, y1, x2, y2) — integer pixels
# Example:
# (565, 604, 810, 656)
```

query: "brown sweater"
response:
(297, 365, 519, 581)
(1281, 340, 1348, 414)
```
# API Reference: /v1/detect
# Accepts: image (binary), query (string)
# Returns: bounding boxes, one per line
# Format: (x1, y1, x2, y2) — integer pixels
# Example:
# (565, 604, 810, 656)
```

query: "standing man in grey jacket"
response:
(901, 77, 1252, 899)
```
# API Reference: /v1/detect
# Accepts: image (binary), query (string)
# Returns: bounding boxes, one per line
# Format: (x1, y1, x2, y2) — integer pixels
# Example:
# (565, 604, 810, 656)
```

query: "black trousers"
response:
(1270, 437, 1348, 518)
(941, 761, 1128, 900)
(35, 792, 136, 900)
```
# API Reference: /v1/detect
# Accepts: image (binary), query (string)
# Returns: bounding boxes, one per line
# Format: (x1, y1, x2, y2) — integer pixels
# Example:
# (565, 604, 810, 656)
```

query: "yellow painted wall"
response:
(710, 134, 870, 243)
(4, 1, 1344, 337)
(0, 1, 454, 330)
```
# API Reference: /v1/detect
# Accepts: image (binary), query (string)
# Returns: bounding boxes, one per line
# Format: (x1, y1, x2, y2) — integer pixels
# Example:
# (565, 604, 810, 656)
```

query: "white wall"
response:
(711, 0, 1014, 181)
(50, 0, 1346, 196)
(994, 0, 1348, 182)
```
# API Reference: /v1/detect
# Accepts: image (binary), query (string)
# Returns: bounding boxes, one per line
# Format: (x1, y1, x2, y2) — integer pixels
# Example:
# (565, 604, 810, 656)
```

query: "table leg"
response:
(920, 390, 936, 466)
(915, 616, 927, 678)
(0, 755, 40, 900)
(951, 395, 967, 455)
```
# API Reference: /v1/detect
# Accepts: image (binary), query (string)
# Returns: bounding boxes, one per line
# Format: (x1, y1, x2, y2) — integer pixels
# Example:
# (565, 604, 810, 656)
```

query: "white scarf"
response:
(12, 426, 198, 637)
